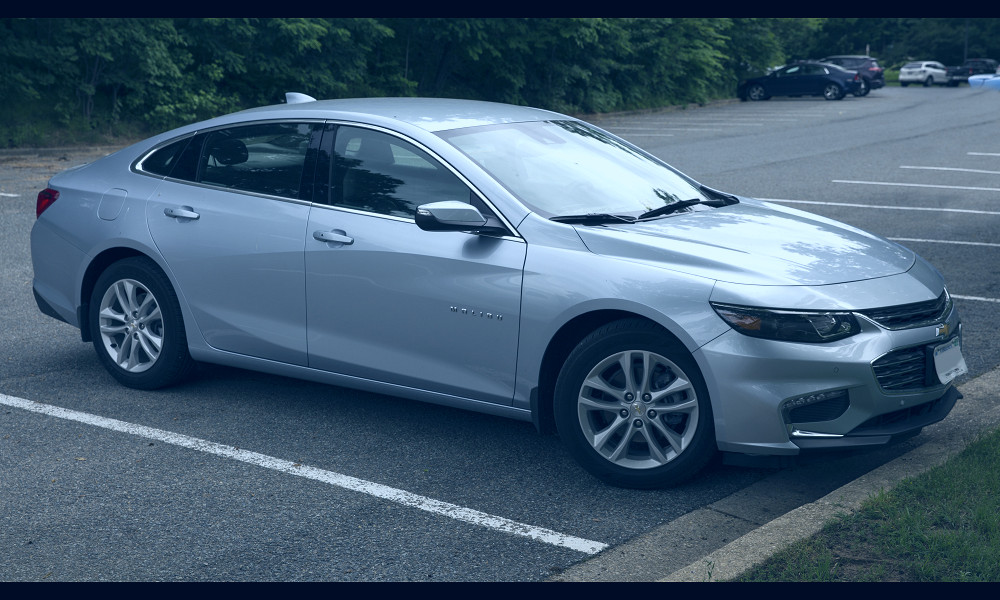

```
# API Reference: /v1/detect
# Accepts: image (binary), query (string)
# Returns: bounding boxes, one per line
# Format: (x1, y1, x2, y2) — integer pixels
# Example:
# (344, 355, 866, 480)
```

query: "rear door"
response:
(145, 121, 322, 365)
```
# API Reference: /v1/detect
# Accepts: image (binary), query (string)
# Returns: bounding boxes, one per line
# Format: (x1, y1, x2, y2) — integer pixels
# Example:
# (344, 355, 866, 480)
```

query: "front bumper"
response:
(695, 302, 963, 457)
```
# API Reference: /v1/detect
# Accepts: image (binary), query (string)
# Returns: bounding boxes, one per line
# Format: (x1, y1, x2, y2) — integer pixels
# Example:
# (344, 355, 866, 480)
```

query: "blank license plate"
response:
(933, 337, 968, 384)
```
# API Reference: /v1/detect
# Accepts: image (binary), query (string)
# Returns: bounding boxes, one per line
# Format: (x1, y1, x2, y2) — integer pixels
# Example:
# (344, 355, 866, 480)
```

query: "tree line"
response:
(2, 18, 998, 147)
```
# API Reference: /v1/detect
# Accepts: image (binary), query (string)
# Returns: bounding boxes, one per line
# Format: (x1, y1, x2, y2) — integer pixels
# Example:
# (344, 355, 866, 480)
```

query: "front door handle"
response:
(313, 230, 354, 245)
(164, 206, 200, 220)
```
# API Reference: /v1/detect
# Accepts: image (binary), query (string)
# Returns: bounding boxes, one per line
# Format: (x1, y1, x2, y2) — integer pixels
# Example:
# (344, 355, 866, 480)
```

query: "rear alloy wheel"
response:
(924, 76, 934, 87)
(823, 83, 844, 100)
(853, 78, 869, 97)
(90, 257, 194, 389)
(747, 84, 768, 101)
(554, 319, 715, 488)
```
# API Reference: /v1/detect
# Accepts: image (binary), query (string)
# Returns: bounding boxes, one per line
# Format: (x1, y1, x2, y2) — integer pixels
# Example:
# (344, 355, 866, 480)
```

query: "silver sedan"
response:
(30, 95, 966, 488)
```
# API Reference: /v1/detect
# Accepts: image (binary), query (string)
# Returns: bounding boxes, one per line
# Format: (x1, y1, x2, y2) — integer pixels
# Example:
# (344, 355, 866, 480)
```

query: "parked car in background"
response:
(30, 95, 965, 489)
(969, 74, 1000, 90)
(945, 58, 999, 86)
(818, 55, 885, 96)
(738, 61, 862, 101)
(899, 61, 949, 87)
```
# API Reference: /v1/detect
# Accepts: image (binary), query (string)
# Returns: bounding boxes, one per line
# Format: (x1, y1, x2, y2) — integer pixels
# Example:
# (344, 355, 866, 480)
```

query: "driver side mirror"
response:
(415, 201, 506, 234)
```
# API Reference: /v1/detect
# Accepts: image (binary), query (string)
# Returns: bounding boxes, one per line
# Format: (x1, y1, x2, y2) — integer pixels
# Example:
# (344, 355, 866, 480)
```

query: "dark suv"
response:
(819, 55, 885, 96)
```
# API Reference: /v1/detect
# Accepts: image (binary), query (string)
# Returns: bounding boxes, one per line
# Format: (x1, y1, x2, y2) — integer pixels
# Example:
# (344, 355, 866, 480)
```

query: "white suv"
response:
(899, 61, 948, 87)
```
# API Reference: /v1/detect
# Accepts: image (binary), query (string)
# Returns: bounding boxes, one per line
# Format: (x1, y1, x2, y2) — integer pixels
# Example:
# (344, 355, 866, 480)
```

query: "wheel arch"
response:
(533, 310, 686, 434)
(79, 247, 165, 342)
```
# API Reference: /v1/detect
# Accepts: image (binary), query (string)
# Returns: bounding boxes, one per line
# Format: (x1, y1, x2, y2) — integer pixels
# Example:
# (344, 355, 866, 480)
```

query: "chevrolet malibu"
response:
(30, 96, 966, 488)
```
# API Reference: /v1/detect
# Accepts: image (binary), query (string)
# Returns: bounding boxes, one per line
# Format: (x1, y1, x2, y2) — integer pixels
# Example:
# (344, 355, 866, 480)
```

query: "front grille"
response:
(859, 291, 950, 330)
(871, 335, 961, 392)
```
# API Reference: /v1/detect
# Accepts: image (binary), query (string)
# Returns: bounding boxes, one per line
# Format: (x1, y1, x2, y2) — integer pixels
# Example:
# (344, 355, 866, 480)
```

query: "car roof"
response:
(228, 97, 569, 133)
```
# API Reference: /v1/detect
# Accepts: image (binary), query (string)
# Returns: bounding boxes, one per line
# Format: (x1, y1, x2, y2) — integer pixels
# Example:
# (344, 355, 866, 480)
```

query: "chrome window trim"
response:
(131, 118, 328, 178)
(306, 201, 524, 243)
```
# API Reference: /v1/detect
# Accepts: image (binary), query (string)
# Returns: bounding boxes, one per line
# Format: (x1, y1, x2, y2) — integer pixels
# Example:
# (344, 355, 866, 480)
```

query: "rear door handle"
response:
(313, 230, 354, 245)
(164, 206, 200, 220)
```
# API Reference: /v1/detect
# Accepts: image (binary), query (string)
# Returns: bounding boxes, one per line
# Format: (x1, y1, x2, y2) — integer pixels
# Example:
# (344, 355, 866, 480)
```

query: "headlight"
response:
(710, 303, 861, 343)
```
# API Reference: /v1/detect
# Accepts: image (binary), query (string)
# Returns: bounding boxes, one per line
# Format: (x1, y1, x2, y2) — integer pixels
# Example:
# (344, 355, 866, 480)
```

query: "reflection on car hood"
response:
(574, 203, 914, 286)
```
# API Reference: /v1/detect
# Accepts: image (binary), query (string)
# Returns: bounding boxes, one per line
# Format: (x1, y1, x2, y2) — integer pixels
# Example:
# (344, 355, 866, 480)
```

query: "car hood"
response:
(573, 203, 914, 286)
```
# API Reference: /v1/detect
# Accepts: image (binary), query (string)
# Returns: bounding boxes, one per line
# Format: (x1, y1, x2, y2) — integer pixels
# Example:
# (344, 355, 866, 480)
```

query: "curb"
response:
(662, 366, 1000, 581)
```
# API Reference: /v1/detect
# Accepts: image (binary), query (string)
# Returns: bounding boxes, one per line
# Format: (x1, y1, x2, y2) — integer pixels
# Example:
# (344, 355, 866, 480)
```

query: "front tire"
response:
(90, 257, 194, 390)
(554, 319, 716, 488)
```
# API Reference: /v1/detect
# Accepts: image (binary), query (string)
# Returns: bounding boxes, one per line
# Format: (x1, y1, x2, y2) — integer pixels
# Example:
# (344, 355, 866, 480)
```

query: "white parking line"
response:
(761, 198, 1000, 216)
(0, 192, 19, 197)
(889, 237, 1000, 248)
(900, 166, 1000, 175)
(968, 152, 1000, 157)
(952, 294, 1000, 303)
(832, 180, 1000, 192)
(0, 393, 609, 555)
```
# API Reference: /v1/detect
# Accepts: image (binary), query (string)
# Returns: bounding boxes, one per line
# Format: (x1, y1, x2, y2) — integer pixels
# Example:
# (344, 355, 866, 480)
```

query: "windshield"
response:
(437, 120, 707, 218)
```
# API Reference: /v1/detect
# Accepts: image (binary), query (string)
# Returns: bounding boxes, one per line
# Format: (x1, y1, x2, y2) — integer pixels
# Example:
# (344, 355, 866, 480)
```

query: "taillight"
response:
(36, 188, 59, 218)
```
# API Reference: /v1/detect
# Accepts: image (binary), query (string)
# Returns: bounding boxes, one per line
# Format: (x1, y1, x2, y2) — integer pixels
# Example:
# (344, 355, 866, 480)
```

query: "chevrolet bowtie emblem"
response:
(936, 323, 950, 337)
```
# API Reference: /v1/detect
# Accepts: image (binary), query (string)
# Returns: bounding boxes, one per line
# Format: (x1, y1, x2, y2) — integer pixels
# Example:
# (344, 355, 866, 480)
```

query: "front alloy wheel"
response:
(90, 257, 194, 389)
(554, 319, 715, 488)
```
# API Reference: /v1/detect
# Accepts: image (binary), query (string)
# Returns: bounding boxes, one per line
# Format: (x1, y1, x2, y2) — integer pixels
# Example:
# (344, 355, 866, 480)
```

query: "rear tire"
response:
(90, 257, 194, 390)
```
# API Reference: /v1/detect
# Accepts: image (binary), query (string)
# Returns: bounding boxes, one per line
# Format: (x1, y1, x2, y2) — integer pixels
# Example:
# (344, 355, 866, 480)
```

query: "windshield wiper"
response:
(636, 197, 735, 221)
(637, 199, 707, 220)
(550, 213, 637, 225)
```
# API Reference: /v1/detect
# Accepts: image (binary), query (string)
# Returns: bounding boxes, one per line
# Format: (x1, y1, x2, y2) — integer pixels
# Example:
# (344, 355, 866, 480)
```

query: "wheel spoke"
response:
(649, 418, 685, 454)
(639, 426, 670, 463)
(619, 352, 638, 395)
(115, 332, 133, 367)
(137, 329, 162, 358)
(590, 416, 629, 452)
(578, 394, 619, 411)
(604, 425, 635, 462)
(650, 375, 693, 403)
(657, 397, 698, 414)
(637, 351, 653, 396)
(581, 373, 626, 403)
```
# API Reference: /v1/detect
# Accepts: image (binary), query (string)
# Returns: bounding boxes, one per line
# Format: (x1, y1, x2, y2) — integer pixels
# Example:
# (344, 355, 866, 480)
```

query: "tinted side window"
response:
(330, 126, 475, 218)
(139, 137, 194, 177)
(198, 123, 319, 198)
